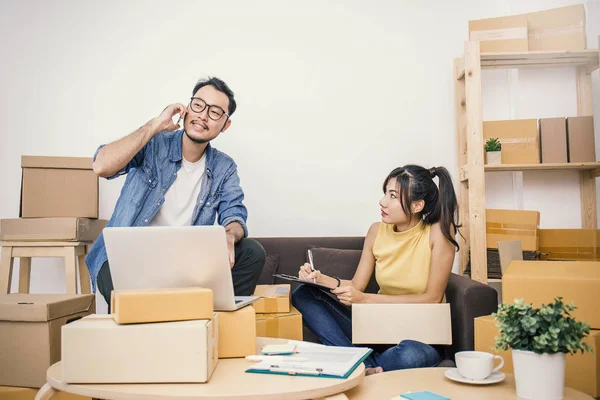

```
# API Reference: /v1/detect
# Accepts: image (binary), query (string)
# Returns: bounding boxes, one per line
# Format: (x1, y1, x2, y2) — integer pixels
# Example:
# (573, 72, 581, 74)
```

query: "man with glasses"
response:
(85, 77, 265, 310)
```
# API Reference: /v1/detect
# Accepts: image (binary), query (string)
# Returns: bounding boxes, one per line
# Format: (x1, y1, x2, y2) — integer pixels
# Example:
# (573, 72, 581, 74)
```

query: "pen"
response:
(307, 249, 317, 283)
(269, 365, 323, 375)
(246, 355, 308, 362)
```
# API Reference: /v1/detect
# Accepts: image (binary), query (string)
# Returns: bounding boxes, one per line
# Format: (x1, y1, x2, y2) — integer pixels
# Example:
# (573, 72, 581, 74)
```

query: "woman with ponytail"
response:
(292, 164, 460, 374)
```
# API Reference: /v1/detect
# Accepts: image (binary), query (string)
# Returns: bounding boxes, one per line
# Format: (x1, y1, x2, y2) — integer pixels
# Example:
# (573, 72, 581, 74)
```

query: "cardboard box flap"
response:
(21, 156, 93, 170)
(0, 294, 95, 322)
(504, 260, 600, 280)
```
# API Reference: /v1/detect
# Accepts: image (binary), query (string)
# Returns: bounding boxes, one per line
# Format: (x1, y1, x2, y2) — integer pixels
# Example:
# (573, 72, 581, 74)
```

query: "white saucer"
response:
(444, 368, 505, 385)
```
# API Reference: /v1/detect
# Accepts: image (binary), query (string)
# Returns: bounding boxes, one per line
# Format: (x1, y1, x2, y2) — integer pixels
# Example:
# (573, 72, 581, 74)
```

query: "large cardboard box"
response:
(111, 287, 213, 324)
(20, 156, 98, 219)
(217, 306, 256, 358)
(0, 218, 107, 242)
(0, 294, 95, 388)
(539, 229, 600, 261)
(62, 314, 218, 383)
(256, 306, 302, 341)
(483, 119, 540, 164)
(475, 315, 600, 398)
(503, 261, 600, 329)
(352, 303, 452, 345)
(252, 284, 291, 313)
(527, 4, 586, 52)
(539, 118, 568, 163)
(567, 116, 596, 162)
(469, 14, 528, 53)
(0, 386, 90, 399)
(486, 209, 540, 251)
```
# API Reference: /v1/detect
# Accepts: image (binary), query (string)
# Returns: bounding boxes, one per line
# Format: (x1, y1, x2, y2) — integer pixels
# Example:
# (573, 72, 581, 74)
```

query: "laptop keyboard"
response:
(235, 299, 243, 303)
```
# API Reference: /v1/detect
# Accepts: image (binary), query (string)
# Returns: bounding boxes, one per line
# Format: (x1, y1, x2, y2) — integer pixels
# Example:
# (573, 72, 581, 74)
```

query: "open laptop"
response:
(103, 225, 258, 311)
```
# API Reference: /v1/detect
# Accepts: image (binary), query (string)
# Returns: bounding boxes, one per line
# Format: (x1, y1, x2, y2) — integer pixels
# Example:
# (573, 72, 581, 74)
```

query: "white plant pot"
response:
(486, 151, 502, 165)
(512, 349, 565, 400)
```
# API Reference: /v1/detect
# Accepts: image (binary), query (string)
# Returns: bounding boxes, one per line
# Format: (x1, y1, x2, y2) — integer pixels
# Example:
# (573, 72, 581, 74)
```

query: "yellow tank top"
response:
(373, 221, 432, 296)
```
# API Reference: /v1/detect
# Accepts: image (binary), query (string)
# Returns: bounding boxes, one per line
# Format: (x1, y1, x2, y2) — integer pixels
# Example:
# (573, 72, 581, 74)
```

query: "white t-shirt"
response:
(149, 153, 207, 226)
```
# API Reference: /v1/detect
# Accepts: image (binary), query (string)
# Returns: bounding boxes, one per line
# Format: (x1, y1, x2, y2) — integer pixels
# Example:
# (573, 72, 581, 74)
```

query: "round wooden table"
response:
(344, 368, 593, 399)
(36, 338, 364, 400)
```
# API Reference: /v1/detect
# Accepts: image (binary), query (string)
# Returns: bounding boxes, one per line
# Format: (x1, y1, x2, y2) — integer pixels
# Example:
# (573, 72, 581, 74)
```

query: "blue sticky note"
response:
(400, 391, 451, 400)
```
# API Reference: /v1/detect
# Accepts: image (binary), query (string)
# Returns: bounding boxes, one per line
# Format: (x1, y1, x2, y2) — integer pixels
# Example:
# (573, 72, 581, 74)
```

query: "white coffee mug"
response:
(455, 351, 504, 381)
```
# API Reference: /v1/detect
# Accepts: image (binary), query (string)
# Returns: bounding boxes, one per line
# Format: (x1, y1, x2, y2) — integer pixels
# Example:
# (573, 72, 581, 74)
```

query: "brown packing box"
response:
(483, 119, 540, 164)
(0, 218, 107, 242)
(527, 4, 586, 51)
(252, 284, 291, 313)
(539, 229, 600, 261)
(539, 118, 568, 163)
(0, 294, 95, 388)
(20, 156, 98, 219)
(503, 261, 600, 329)
(111, 287, 214, 324)
(217, 305, 256, 358)
(255, 306, 303, 341)
(486, 209, 540, 251)
(475, 315, 600, 397)
(567, 116, 596, 162)
(0, 386, 90, 399)
(469, 14, 528, 53)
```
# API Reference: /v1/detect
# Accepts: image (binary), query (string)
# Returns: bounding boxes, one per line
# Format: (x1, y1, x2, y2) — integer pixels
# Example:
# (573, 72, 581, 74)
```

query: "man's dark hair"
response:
(191, 77, 237, 116)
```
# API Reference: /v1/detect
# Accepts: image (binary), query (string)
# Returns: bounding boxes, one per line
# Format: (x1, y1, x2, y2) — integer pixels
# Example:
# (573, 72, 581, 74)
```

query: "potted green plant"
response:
(484, 138, 502, 165)
(493, 297, 592, 400)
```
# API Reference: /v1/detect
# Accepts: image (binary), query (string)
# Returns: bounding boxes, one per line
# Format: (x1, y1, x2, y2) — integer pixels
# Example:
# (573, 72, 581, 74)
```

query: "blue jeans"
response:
(291, 284, 443, 371)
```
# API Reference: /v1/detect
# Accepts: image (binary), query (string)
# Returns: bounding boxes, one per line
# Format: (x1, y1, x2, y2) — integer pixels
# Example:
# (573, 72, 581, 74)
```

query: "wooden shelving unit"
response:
(454, 40, 600, 284)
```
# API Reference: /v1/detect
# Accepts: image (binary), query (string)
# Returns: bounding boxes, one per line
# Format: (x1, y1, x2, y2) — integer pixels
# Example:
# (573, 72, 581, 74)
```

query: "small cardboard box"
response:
(539, 229, 600, 261)
(0, 294, 95, 388)
(217, 306, 256, 358)
(475, 315, 600, 398)
(351, 303, 452, 345)
(20, 156, 98, 219)
(527, 4, 586, 51)
(0, 386, 90, 399)
(111, 287, 214, 324)
(539, 118, 568, 163)
(256, 306, 302, 340)
(469, 14, 528, 53)
(486, 209, 540, 251)
(503, 261, 600, 329)
(567, 116, 596, 163)
(252, 284, 291, 313)
(483, 119, 540, 164)
(62, 314, 218, 383)
(0, 218, 107, 242)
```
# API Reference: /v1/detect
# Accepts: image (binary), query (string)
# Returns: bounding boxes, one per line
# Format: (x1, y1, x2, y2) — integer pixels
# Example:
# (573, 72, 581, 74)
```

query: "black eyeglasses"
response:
(189, 97, 229, 121)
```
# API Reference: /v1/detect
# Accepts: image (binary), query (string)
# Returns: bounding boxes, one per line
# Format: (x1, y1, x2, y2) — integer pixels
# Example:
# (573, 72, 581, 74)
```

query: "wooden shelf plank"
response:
(484, 162, 600, 172)
(480, 49, 599, 71)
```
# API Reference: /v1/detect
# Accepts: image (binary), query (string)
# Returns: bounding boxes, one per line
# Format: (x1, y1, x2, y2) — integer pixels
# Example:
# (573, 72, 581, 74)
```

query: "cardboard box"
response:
(527, 4, 586, 51)
(539, 229, 600, 261)
(256, 306, 302, 340)
(503, 261, 600, 329)
(62, 314, 218, 383)
(483, 119, 540, 164)
(469, 14, 528, 53)
(252, 284, 291, 313)
(475, 315, 600, 398)
(486, 209, 540, 251)
(539, 118, 568, 163)
(0, 218, 107, 242)
(111, 287, 213, 324)
(351, 303, 452, 345)
(0, 294, 95, 388)
(0, 386, 90, 399)
(567, 116, 596, 162)
(20, 156, 98, 219)
(217, 306, 256, 358)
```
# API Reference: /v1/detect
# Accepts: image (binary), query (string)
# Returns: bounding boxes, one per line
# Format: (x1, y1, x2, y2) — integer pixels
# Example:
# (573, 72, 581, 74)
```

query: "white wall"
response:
(0, 0, 598, 311)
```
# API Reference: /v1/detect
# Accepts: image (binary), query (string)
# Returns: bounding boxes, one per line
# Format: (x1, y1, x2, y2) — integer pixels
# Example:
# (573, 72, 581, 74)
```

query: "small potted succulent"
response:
(493, 297, 592, 400)
(484, 138, 502, 165)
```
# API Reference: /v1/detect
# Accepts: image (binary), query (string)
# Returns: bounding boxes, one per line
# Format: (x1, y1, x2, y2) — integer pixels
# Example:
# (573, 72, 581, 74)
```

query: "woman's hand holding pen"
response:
(299, 263, 321, 283)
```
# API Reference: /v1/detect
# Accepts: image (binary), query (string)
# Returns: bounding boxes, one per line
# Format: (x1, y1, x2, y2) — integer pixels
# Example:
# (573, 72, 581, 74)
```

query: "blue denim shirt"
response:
(85, 129, 248, 291)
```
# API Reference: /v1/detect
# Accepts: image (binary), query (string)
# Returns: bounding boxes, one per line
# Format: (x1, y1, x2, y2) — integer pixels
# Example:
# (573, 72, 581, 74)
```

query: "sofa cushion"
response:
(257, 253, 280, 285)
(307, 246, 379, 294)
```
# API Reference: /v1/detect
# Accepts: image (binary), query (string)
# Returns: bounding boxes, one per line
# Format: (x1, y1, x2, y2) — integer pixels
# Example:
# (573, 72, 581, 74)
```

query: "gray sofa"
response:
(253, 236, 499, 366)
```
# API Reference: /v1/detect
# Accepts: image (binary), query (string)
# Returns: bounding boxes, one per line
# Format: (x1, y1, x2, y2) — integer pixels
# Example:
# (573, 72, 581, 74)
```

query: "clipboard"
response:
(272, 273, 335, 291)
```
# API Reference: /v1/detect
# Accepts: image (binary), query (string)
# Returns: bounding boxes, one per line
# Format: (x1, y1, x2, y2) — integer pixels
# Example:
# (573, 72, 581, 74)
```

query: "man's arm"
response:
(93, 104, 186, 178)
(225, 222, 245, 244)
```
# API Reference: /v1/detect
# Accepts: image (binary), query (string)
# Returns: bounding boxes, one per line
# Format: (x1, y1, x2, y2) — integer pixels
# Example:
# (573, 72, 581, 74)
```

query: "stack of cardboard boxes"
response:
(252, 284, 303, 341)
(474, 260, 600, 398)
